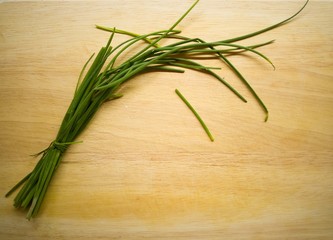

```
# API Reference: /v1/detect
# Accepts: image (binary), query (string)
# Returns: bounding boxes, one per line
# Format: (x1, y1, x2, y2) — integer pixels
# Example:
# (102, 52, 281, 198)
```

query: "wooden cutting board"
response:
(0, 0, 332, 239)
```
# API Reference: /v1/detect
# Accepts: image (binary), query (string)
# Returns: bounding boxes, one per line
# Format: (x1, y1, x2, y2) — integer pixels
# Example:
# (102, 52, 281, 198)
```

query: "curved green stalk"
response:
(222, 0, 309, 43)
(175, 89, 214, 142)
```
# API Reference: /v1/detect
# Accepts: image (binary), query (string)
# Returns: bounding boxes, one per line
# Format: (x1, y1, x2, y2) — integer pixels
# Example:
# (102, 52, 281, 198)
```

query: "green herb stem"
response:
(221, 0, 309, 43)
(175, 89, 214, 142)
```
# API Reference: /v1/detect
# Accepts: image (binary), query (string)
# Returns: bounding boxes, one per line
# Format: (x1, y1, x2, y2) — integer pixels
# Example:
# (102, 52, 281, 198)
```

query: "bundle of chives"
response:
(6, 0, 308, 219)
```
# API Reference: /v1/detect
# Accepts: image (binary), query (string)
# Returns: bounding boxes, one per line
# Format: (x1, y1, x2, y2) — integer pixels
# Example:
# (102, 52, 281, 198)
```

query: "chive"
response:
(5, 0, 308, 219)
(221, 0, 309, 43)
(175, 89, 214, 142)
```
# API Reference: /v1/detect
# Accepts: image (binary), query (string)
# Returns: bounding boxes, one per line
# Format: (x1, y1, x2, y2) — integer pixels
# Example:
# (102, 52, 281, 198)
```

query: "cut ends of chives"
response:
(175, 89, 215, 142)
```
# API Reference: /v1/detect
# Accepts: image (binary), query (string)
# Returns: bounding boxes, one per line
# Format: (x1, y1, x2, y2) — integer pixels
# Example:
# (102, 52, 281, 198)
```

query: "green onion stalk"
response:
(5, 0, 308, 219)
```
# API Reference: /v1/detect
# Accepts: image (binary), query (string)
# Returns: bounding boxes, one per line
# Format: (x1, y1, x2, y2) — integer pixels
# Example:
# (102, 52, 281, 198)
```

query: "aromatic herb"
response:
(175, 89, 214, 142)
(5, 0, 309, 219)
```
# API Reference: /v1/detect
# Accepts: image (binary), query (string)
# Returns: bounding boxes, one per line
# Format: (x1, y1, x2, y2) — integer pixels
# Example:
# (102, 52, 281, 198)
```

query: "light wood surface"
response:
(1, 0, 332, 239)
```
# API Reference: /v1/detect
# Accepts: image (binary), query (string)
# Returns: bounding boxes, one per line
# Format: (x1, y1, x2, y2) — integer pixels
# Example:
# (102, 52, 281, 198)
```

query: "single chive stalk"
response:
(175, 89, 214, 142)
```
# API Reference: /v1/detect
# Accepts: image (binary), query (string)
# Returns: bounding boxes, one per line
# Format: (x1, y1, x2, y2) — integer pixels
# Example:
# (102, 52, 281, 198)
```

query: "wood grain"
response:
(0, 0, 332, 239)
